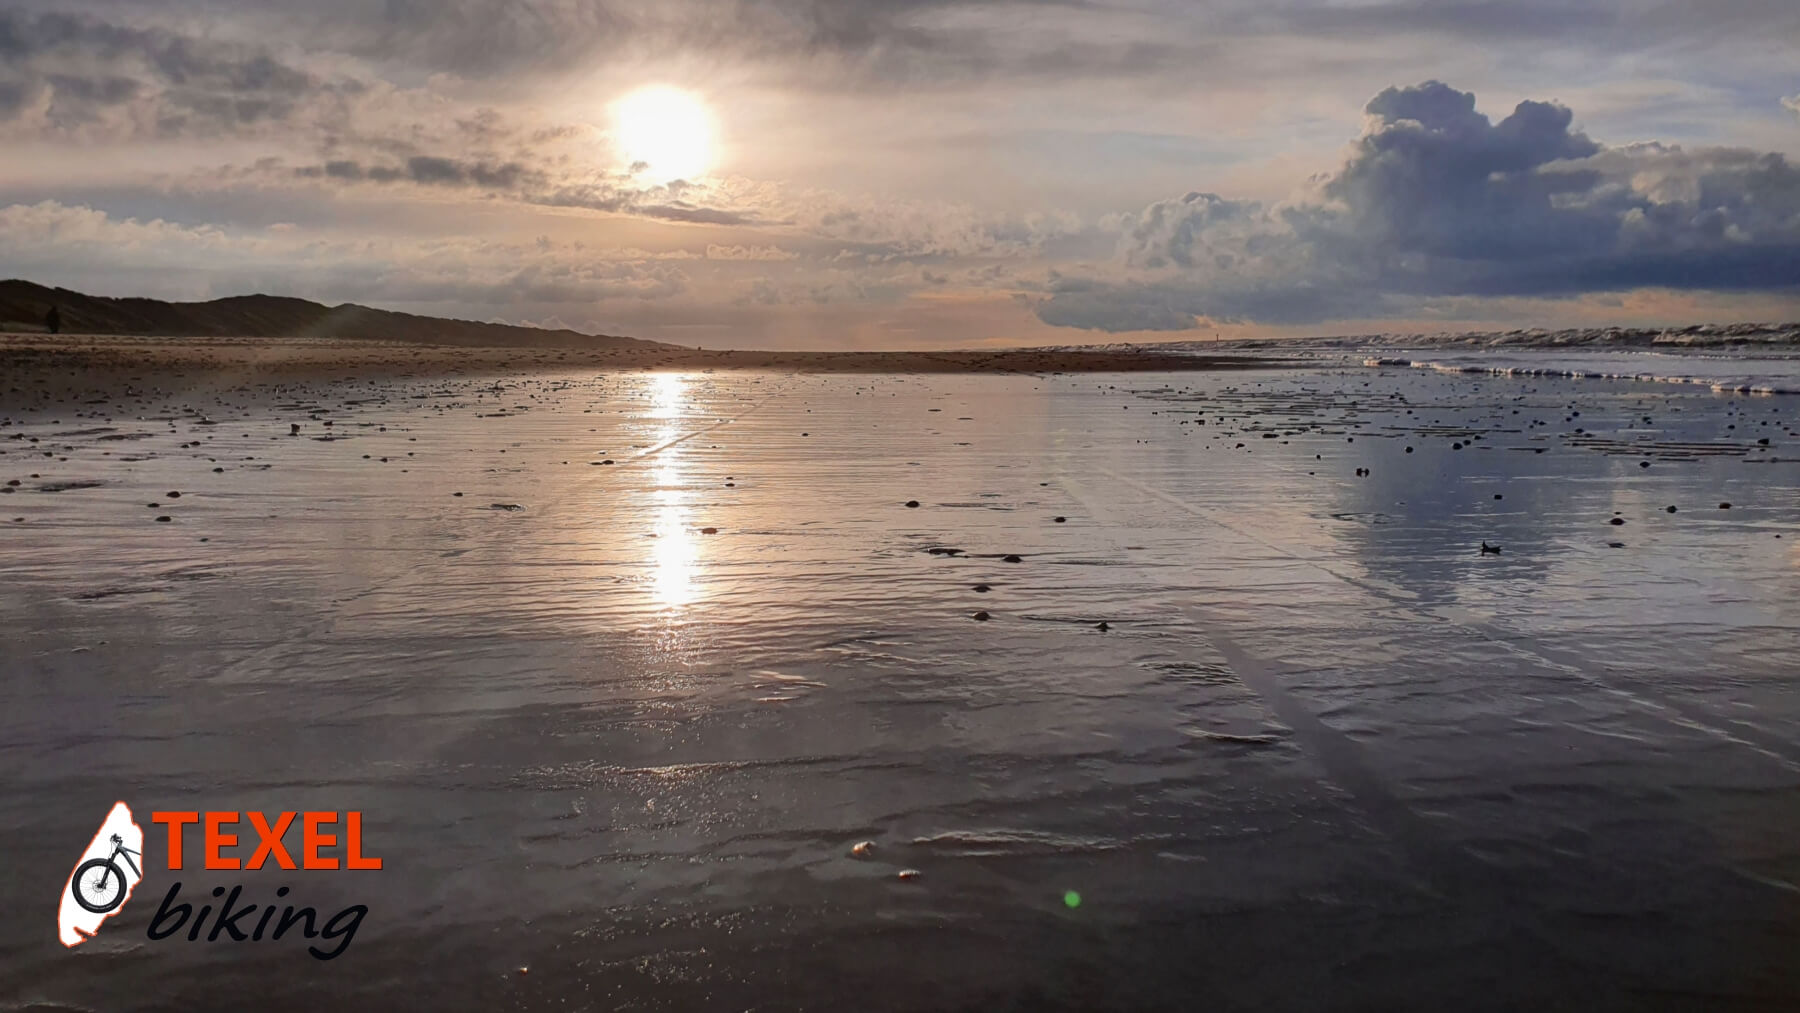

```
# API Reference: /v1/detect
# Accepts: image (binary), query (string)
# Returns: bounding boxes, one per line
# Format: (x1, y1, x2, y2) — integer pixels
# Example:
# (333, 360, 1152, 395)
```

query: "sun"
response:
(611, 86, 715, 183)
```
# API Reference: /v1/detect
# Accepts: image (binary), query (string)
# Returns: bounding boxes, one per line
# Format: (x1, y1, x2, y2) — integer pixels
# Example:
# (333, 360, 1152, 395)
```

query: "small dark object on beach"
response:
(1640, 461, 1650, 468)
(1608, 541, 1625, 548)
(1667, 506, 1677, 513)
(1002, 554, 1022, 563)
(928, 547, 961, 556)
(212, 467, 223, 473)
(453, 492, 463, 497)
(1054, 516, 1066, 523)
(1610, 517, 1625, 526)
(167, 491, 180, 498)
(491, 503, 523, 511)
(289, 424, 300, 435)
(905, 500, 919, 507)
(1493, 494, 1502, 500)
(700, 527, 718, 534)
(1480, 542, 1501, 555)
(972, 584, 990, 592)
(1405, 446, 1413, 453)
(1719, 502, 1731, 509)
(972, 611, 990, 621)
(1096, 622, 1110, 632)
(154, 515, 171, 522)
(1452, 442, 1462, 450)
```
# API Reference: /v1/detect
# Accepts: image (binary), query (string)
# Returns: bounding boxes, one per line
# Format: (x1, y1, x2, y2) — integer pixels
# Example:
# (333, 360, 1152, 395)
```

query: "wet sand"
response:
(3, 355, 1798, 1010)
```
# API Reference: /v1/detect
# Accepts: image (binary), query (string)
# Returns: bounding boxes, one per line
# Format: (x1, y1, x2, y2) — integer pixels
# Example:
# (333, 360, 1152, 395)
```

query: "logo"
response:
(59, 802, 146, 947)
(58, 805, 381, 960)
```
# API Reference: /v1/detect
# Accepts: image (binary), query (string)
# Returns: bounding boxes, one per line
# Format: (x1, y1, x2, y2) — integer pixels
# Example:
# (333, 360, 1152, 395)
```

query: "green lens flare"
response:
(1063, 890, 1082, 909)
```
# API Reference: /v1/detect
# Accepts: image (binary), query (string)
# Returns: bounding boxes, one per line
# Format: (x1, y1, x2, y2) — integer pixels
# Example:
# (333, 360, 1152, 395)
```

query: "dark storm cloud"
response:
(1038, 81, 1800, 331)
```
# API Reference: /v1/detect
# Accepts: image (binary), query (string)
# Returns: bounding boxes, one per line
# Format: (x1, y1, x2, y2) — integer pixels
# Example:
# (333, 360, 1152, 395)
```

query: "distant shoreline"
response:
(0, 333, 1292, 381)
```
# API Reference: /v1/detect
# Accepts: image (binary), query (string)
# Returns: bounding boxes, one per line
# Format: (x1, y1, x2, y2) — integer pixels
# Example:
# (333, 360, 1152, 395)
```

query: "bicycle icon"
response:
(70, 833, 141, 914)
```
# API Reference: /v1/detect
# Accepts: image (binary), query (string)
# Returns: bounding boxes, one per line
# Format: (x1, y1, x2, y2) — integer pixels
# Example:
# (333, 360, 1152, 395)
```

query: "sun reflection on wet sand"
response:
(648, 374, 698, 608)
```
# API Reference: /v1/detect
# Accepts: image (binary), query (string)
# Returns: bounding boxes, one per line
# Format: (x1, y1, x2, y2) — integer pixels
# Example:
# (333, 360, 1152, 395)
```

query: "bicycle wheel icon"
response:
(69, 834, 141, 914)
(71, 857, 127, 913)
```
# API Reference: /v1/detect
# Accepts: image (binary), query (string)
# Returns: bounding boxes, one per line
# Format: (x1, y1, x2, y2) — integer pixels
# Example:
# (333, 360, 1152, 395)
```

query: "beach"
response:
(3, 344, 1798, 1010)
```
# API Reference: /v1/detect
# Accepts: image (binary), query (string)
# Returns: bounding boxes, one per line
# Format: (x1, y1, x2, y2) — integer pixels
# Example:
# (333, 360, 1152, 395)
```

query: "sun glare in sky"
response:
(612, 86, 716, 183)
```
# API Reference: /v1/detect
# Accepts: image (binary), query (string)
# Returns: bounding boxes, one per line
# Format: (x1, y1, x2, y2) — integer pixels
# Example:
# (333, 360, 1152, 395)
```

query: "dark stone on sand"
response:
(1494, 494, 1502, 500)
(1640, 461, 1650, 468)
(1002, 554, 1022, 563)
(154, 515, 171, 522)
(972, 584, 990, 592)
(1480, 542, 1501, 554)
(167, 491, 180, 498)
(1719, 502, 1731, 509)
(1405, 446, 1413, 453)
(1054, 516, 1066, 523)
(1608, 541, 1625, 548)
(1667, 506, 1677, 513)
(928, 547, 962, 556)
(700, 527, 718, 534)
(212, 467, 223, 473)
(1609, 517, 1625, 526)
(972, 611, 990, 621)
(453, 492, 463, 497)
(1096, 622, 1109, 632)
(905, 500, 919, 507)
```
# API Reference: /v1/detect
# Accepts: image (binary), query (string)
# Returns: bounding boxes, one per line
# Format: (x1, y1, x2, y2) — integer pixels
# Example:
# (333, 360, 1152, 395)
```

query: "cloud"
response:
(294, 156, 534, 188)
(0, 10, 346, 138)
(706, 244, 798, 261)
(0, 200, 691, 306)
(1784, 94, 1800, 119)
(1038, 80, 1800, 331)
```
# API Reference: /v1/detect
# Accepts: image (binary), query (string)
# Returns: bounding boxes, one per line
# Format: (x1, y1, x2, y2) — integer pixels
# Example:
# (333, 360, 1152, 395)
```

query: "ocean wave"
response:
(1360, 355, 1800, 394)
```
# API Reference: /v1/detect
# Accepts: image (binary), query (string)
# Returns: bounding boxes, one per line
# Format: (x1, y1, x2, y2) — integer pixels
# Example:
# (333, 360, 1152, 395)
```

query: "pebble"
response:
(972, 584, 990, 592)
(905, 500, 919, 508)
(972, 611, 990, 621)
(1002, 554, 1022, 563)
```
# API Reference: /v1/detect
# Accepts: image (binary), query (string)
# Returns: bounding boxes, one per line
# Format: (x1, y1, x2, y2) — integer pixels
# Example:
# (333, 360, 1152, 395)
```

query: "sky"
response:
(1, 0, 1798, 349)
